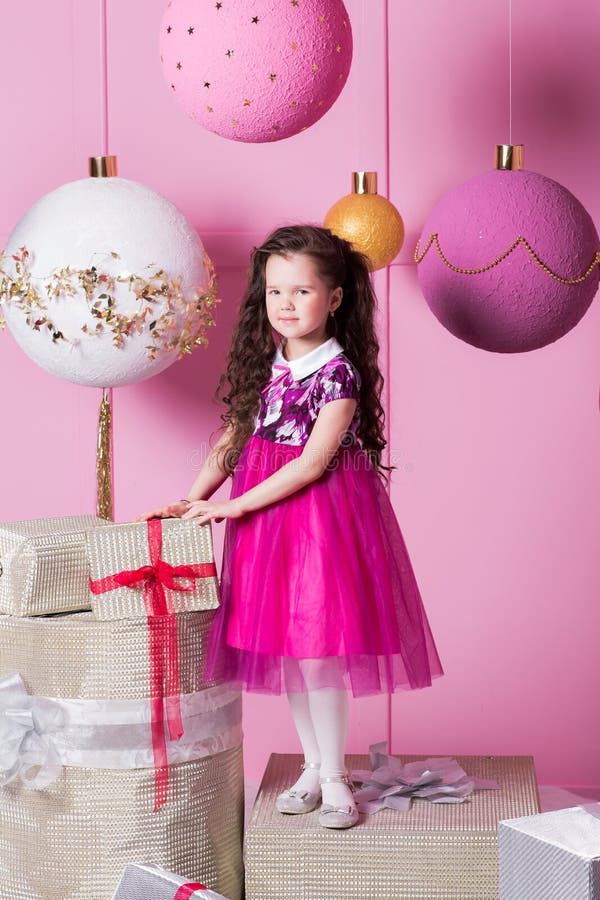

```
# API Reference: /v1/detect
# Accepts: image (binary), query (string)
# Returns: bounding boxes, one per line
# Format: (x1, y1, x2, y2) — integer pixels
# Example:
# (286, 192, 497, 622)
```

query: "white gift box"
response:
(112, 864, 231, 899)
(499, 803, 600, 899)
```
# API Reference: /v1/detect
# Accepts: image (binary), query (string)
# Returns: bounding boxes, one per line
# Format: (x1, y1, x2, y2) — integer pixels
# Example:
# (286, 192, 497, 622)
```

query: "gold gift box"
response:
(87, 518, 220, 620)
(0, 515, 108, 617)
(245, 752, 540, 900)
(0, 611, 243, 900)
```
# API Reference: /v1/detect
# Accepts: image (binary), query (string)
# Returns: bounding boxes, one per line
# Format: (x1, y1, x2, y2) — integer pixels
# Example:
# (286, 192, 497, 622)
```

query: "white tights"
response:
(285, 659, 354, 808)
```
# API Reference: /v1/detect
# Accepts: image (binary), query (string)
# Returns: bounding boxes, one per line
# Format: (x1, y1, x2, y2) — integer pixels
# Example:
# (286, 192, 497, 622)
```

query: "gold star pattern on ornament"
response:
(269, 73, 277, 81)
(312, 63, 319, 71)
(207, 105, 213, 112)
(318, 14, 326, 22)
(188, 26, 194, 34)
(291, 41, 298, 49)
(166, 25, 172, 33)
(335, 44, 341, 52)
(226, 49, 234, 57)
(272, 124, 280, 131)
(291, 1, 299, 6)
(243, 98, 252, 106)
(204, 81, 210, 87)
(232, 118, 239, 125)
(176, 61, 182, 69)
(251, 16, 259, 23)
(289, 101, 297, 108)
(216, 2, 223, 7)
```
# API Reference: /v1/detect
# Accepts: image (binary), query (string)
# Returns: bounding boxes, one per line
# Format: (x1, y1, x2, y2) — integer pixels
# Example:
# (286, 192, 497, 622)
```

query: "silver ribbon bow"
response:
(0, 672, 64, 789)
(352, 741, 500, 814)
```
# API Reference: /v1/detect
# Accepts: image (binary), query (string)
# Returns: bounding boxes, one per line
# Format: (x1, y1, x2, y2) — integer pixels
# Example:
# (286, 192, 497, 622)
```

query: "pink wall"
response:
(1, 0, 598, 792)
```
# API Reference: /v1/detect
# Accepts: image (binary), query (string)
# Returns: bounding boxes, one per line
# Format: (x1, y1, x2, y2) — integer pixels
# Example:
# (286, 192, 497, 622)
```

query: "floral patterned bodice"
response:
(253, 336, 361, 447)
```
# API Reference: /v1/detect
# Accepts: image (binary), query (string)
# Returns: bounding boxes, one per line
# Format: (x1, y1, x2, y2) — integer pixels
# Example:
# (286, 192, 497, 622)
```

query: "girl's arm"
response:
(136, 423, 234, 521)
(182, 399, 357, 523)
(184, 422, 235, 501)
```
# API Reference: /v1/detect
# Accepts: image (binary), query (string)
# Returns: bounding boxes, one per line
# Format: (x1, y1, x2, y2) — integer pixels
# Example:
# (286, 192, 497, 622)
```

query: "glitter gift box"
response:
(111, 863, 233, 899)
(0, 515, 109, 616)
(0, 610, 244, 900)
(245, 752, 540, 900)
(87, 518, 219, 620)
(499, 803, 600, 899)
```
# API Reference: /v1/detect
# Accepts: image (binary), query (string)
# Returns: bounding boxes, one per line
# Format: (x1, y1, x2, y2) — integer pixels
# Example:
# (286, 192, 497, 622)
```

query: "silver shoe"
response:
(318, 773, 359, 830)
(275, 761, 321, 815)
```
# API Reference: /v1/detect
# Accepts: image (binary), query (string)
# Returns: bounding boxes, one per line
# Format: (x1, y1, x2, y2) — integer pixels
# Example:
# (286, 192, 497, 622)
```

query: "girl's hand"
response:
(134, 500, 192, 522)
(181, 498, 244, 524)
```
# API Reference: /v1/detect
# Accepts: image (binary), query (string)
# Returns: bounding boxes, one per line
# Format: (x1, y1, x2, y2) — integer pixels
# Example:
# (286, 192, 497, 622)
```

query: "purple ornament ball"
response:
(416, 170, 600, 352)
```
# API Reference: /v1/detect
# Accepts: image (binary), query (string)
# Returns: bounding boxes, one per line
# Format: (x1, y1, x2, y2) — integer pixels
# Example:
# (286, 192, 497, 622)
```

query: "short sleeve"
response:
(316, 357, 361, 407)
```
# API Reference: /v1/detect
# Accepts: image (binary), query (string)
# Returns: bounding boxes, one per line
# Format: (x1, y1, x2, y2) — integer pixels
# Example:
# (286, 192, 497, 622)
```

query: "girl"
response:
(139, 225, 443, 830)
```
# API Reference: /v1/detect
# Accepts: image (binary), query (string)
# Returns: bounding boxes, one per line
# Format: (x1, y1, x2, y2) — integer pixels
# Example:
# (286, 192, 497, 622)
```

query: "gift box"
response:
(88, 518, 219, 620)
(112, 863, 232, 899)
(0, 515, 109, 616)
(245, 752, 540, 900)
(499, 803, 600, 899)
(0, 610, 244, 900)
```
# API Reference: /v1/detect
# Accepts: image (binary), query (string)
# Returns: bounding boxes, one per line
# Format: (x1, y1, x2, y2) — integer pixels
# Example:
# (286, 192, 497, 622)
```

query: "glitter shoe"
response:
(318, 773, 359, 830)
(275, 761, 322, 815)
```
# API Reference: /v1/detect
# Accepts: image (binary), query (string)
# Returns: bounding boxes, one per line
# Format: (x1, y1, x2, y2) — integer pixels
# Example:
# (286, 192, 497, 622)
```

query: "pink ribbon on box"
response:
(90, 518, 217, 812)
(174, 884, 208, 899)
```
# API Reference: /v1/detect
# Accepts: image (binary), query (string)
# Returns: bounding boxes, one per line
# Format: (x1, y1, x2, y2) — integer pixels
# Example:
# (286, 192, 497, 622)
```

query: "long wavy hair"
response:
(213, 225, 393, 480)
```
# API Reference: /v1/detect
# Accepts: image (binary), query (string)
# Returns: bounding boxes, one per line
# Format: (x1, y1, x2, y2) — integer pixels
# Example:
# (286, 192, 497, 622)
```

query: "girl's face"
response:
(265, 253, 342, 349)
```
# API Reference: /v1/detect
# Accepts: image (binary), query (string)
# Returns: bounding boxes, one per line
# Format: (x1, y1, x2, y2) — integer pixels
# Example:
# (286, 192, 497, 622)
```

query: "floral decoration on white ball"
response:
(0, 176, 219, 387)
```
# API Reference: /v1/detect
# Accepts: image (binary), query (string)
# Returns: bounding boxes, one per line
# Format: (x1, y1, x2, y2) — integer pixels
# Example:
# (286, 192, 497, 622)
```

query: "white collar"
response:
(273, 336, 344, 382)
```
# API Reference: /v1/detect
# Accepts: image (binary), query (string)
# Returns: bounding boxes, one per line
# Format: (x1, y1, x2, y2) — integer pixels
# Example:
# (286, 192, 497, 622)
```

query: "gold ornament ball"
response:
(324, 172, 404, 271)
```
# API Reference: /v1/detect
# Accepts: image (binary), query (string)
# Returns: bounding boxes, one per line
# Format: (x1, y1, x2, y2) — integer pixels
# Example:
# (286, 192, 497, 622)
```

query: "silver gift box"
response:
(111, 863, 231, 899)
(499, 803, 600, 899)
(0, 515, 108, 616)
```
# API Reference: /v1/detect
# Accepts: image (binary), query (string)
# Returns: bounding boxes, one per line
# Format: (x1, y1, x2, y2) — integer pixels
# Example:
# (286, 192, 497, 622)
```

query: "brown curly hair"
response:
(213, 225, 393, 480)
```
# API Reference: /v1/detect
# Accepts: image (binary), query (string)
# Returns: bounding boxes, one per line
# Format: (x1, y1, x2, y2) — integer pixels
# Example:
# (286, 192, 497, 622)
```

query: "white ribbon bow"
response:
(0, 672, 242, 791)
(0, 672, 64, 789)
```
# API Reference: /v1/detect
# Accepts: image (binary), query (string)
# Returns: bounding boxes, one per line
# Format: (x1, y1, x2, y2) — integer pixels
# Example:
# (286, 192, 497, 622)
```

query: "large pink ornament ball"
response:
(160, 0, 353, 143)
(416, 170, 600, 352)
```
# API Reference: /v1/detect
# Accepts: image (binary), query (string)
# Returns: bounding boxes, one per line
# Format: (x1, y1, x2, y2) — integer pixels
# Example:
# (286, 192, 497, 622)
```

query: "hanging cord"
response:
(508, 0, 513, 144)
(96, 0, 115, 520)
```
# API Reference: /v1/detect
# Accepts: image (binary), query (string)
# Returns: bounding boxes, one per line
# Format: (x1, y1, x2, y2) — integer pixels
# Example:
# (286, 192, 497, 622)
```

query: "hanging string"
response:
(100, 0, 110, 156)
(96, 0, 115, 520)
(508, 0, 513, 144)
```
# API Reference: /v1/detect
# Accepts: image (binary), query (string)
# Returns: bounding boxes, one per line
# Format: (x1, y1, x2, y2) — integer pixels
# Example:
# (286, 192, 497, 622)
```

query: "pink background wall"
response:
(1, 0, 599, 793)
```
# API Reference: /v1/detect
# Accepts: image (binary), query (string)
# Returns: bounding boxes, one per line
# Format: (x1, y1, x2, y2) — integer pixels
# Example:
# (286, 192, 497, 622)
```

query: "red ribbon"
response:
(174, 884, 208, 899)
(90, 518, 217, 811)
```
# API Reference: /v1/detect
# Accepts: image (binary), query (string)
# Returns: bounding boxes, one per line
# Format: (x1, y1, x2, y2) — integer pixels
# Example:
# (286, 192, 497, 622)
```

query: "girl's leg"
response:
(300, 658, 355, 809)
(285, 691, 321, 794)
(307, 686, 355, 808)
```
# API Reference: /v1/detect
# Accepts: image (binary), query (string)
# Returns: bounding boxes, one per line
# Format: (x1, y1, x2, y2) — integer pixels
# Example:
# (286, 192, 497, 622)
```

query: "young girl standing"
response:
(140, 225, 443, 829)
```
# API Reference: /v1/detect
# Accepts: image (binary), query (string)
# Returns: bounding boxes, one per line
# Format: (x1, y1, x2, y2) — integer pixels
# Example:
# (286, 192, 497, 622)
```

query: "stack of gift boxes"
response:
(0, 515, 244, 900)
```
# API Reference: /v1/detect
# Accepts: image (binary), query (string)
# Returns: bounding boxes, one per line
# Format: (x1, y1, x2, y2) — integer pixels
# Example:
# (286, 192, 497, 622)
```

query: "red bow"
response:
(174, 883, 208, 899)
(90, 518, 217, 811)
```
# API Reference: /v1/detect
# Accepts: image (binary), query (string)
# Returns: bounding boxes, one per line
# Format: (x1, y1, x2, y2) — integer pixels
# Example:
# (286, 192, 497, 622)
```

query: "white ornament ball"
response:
(0, 177, 215, 387)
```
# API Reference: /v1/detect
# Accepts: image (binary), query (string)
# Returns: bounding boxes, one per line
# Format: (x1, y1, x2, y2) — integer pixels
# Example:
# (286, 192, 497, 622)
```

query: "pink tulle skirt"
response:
(204, 435, 443, 696)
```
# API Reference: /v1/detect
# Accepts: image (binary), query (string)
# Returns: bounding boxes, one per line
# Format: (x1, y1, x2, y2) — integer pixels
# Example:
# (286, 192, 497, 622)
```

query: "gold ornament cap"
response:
(89, 156, 118, 177)
(495, 145, 524, 171)
(352, 171, 378, 194)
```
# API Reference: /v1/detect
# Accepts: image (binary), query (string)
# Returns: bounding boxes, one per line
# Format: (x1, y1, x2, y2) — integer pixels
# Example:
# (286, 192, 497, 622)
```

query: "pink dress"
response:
(204, 336, 443, 696)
